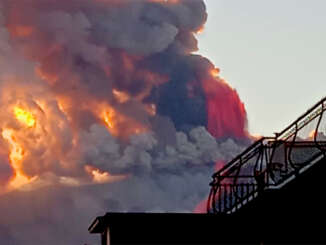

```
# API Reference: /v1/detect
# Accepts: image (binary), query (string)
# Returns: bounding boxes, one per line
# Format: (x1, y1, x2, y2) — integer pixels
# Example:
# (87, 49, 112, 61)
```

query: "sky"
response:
(198, 0, 326, 136)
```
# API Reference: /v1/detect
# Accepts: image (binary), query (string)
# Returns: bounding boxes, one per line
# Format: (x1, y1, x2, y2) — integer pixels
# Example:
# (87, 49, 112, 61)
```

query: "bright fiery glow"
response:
(2, 0, 248, 198)
(113, 89, 130, 103)
(2, 129, 23, 164)
(250, 134, 263, 141)
(309, 130, 316, 139)
(92, 169, 110, 183)
(86, 166, 110, 183)
(196, 26, 205, 34)
(85, 165, 127, 184)
(2, 129, 34, 190)
(99, 103, 148, 138)
(102, 108, 116, 130)
(210, 68, 220, 78)
(14, 107, 36, 127)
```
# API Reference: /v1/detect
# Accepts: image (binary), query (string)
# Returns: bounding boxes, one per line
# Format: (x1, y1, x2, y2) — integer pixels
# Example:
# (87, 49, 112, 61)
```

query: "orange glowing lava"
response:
(2, 129, 35, 190)
(309, 130, 316, 139)
(99, 103, 149, 138)
(14, 107, 36, 127)
(102, 108, 116, 131)
(196, 26, 205, 34)
(113, 89, 130, 103)
(210, 68, 220, 78)
(85, 165, 128, 184)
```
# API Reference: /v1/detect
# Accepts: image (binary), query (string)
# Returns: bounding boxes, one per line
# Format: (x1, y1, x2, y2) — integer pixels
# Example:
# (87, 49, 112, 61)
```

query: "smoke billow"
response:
(0, 0, 248, 244)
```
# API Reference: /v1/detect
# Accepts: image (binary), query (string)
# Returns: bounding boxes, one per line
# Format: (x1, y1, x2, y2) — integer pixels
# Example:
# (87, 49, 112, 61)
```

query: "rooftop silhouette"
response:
(89, 97, 326, 245)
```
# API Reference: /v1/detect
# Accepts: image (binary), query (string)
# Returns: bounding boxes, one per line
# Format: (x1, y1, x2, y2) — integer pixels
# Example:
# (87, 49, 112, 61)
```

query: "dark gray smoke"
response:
(0, 0, 248, 244)
(0, 136, 244, 245)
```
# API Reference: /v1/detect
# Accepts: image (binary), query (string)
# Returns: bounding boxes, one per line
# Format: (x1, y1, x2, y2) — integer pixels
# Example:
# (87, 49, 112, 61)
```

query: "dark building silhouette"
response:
(90, 157, 326, 244)
(89, 98, 326, 244)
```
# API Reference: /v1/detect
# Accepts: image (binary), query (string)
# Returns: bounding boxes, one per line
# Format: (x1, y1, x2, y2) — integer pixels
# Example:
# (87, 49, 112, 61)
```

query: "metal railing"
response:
(208, 97, 326, 214)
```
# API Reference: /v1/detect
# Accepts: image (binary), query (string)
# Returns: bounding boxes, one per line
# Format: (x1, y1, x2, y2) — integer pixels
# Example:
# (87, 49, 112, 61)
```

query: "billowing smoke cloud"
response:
(0, 0, 248, 244)
(0, 137, 244, 244)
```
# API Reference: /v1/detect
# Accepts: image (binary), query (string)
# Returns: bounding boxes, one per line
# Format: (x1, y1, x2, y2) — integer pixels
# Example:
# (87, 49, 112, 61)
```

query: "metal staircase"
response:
(207, 97, 326, 214)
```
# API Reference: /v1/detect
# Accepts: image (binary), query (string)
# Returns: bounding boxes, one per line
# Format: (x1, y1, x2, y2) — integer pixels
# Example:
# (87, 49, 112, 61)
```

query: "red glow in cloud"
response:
(193, 198, 208, 213)
(193, 160, 227, 213)
(214, 160, 226, 172)
(202, 76, 247, 140)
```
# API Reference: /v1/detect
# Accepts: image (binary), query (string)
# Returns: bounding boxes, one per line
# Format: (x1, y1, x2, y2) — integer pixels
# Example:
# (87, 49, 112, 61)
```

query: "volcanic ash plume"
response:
(0, 0, 248, 244)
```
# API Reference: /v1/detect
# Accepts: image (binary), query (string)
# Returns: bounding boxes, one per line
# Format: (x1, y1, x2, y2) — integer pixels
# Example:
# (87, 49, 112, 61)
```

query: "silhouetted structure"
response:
(89, 97, 326, 244)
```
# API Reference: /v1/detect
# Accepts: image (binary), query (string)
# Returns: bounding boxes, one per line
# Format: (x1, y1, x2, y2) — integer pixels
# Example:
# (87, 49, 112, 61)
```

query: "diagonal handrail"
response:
(208, 97, 326, 214)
